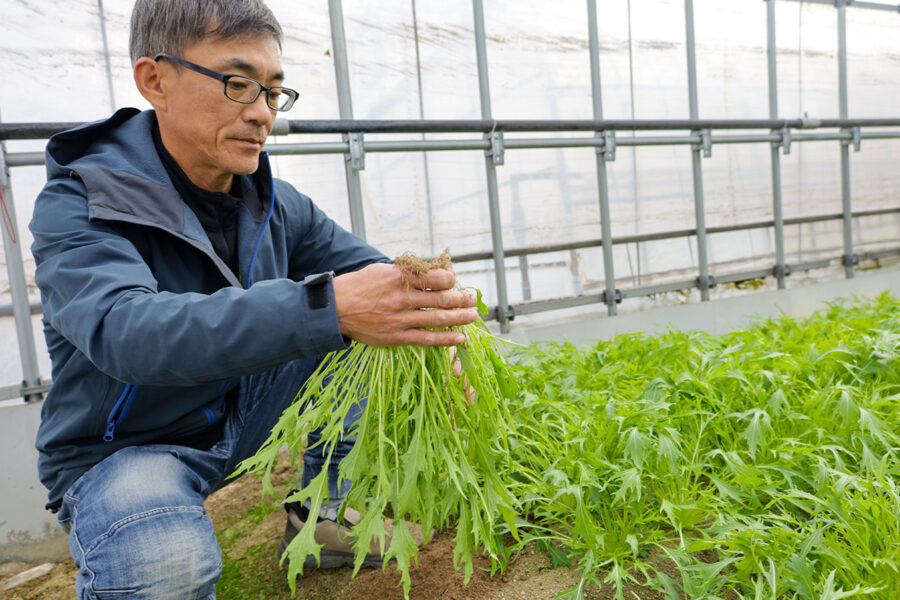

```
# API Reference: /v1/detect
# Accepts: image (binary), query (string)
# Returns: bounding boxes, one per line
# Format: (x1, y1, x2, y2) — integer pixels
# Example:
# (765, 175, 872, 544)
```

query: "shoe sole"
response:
(277, 520, 389, 570)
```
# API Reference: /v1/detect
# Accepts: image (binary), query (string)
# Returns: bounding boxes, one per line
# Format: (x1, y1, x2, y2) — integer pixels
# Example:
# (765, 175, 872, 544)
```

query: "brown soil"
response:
(0, 452, 710, 600)
(0, 562, 76, 600)
(394, 248, 453, 277)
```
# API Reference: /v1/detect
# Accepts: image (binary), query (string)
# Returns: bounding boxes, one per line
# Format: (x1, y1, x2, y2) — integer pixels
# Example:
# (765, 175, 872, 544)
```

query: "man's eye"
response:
(227, 80, 249, 92)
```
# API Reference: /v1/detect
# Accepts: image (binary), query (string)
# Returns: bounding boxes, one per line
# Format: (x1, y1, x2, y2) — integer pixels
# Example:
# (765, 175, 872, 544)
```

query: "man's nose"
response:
(244, 91, 275, 125)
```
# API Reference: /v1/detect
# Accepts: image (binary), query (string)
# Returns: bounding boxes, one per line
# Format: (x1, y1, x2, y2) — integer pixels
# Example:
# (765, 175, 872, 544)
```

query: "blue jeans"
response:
(56, 357, 363, 600)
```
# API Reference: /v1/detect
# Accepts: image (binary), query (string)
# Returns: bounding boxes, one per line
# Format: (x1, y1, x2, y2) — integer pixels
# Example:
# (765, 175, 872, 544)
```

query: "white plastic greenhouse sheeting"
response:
(3, 3, 900, 289)
(3, 2, 900, 314)
(1, 0, 900, 542)
(1, 4, 898, 348)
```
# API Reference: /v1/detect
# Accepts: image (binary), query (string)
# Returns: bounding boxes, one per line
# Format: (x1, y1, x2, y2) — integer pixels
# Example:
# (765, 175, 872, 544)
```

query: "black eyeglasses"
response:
(153, 53, 298, 112)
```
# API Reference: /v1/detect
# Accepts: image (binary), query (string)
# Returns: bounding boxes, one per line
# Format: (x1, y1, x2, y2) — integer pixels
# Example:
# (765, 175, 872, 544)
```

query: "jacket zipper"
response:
(104, 383, 139, 442)
(245, 152, 275, 288)
(101, 153, 275, 442)
(202, 379, 231, 427)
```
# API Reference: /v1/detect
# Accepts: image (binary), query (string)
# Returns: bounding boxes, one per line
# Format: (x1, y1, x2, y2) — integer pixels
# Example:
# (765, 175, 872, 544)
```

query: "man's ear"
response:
(133, 57, 168, 111)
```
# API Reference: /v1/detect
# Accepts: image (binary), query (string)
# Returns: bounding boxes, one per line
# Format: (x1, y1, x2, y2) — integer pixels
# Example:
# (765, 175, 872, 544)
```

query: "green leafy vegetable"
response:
(504, 293, 899, 599)
(233, 316, 519, 597)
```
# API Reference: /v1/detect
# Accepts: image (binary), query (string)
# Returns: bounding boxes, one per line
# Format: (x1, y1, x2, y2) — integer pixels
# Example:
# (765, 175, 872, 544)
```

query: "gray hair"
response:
(129, 0, 283, 65)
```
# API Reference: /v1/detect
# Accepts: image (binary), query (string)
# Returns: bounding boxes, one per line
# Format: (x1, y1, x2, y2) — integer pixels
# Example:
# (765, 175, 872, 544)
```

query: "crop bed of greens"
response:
(241, 293, 899, 599)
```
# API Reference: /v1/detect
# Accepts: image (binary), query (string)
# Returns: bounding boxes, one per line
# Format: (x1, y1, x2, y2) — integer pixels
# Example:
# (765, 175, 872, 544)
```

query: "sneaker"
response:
(277, 502, 433, 569)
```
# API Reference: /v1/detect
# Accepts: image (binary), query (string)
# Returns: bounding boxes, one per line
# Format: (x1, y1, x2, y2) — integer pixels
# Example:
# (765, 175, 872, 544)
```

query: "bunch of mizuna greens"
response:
(233, 255, 519, 596)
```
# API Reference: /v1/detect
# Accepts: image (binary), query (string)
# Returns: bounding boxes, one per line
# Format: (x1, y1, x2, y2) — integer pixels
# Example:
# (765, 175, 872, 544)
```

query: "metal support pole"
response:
(587, 0, 618, 316)
(97, 0, 116, 112)
(837, 0, 855, 278)
(0, 119, 43, 403)
(685, 0, 712, 300)
(510, 178, 532, 301)
(472, 0, 512, 333)
(328, 0, 367, 240)
(767, 0, 788, 289)
(411, 0, 436, 256)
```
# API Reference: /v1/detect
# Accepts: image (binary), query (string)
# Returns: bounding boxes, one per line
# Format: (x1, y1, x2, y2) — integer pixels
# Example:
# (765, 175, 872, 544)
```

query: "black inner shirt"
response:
(149, 119, 271, 451)
(151, 120, 264, 275)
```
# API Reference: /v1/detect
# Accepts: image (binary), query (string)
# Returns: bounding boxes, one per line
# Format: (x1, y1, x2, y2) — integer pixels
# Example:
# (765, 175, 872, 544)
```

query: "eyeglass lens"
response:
(224, 76, 293, 110)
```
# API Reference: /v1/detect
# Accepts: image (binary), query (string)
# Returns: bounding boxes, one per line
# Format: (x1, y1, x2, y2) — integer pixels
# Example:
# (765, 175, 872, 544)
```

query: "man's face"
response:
(155, 35, 284, 192)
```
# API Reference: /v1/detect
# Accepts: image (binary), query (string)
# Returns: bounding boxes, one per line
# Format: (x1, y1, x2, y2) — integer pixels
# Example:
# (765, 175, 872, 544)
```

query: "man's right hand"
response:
(332, 263, 478, 347)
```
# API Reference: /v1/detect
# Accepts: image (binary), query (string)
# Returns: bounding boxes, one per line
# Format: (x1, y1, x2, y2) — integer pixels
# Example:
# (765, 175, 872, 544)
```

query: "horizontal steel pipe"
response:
(283, 118, 900, 134)
(713, 134, 781, 144)
(0, 381, 53, 403)
(5, 242, 897, 323)
(16, 129, 900, 167)
(621, 279, 700, 299)
(0, 122, 84, 140)
(5, 152, 45, 167)
(482, 246, 900, 322)
(503, 138, 605, 149)
(5, 118, 900, 141)
(286, 119, 799, 134)
(266, 142, 349, 155)
(792, 132, 852, 142)
(4, 154, 41, 167)
(481, 292, 606, 320)
(819, 118, 900, 127)
(0, 298, 42, 318)
(453, 238, 617, 263)
(617, 136, 698, 146)
(715, 268, 778, 285)
(364, 139, 490, 152)
(778, 0, 900, 12)
(849, 1, 900, 11)
(790, 258, 835, 272)
(858, 130, 900, 140)
(450, 206, 900, 263)
(509, 293, 605, 318)
(867, 247, 900, 260)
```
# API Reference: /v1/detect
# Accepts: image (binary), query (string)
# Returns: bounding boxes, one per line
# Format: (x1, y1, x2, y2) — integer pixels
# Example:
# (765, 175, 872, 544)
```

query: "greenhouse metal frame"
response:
(1, 0, 899, 403)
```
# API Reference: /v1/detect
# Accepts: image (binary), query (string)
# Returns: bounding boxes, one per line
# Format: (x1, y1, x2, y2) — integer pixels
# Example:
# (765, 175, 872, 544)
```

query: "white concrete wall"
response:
(506, 268, 900, 346)
(0, 400, 68, 563)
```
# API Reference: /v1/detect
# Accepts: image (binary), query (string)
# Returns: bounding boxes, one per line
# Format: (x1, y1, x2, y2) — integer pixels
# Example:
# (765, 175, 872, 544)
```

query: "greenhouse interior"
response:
(1, 0, 898, 598)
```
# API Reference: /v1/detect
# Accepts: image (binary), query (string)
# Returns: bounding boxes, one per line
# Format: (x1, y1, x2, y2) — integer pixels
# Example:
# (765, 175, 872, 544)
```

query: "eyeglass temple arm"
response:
(153, 53, 226, 82)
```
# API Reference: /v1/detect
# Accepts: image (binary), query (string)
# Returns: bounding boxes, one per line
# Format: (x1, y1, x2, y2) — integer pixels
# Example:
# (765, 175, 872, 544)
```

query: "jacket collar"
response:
(45, 108, 273, 288)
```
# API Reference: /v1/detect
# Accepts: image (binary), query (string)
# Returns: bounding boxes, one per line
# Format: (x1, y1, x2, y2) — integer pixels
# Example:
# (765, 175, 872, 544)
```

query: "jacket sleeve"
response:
(275, 181, 391, 279)
(31, 177, 348, 386)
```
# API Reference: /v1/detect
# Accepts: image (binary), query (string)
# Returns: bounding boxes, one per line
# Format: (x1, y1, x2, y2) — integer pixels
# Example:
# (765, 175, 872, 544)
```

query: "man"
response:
(29, 1, 477, 598)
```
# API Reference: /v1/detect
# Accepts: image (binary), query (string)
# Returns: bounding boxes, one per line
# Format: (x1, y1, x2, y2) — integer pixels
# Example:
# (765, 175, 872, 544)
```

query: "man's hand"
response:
(333, 263, 478, 346)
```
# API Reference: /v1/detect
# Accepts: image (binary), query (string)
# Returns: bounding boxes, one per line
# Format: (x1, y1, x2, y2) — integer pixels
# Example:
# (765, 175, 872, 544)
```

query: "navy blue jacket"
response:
(30, 108, 387, 507)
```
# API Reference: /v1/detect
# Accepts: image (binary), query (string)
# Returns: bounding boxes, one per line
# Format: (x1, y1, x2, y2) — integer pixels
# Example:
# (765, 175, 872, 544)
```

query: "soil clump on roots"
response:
(394, 248, 453, 288)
